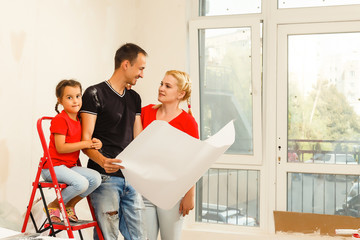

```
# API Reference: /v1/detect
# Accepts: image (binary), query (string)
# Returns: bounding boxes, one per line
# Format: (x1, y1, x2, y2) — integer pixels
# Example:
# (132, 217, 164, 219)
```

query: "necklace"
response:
(107, 79, 113, 88)
(107, 80, 124, 95)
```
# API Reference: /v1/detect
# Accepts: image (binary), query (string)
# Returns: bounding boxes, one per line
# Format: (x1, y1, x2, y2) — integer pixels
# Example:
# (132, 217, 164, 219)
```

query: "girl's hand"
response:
(91, 138, 102, 150)
(84, 140, 94, 149)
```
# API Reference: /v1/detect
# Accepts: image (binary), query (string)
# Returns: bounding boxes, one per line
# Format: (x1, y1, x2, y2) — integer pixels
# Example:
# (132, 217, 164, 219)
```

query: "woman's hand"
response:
(91, 138, 102, 149)
(179, 186, 195, 216)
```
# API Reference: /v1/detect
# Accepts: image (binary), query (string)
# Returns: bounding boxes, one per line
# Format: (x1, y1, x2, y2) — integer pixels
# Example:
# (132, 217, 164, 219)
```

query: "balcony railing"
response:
(287, 139, 360, 217)
(196, 169, 259, 226)
(288, 139, 360, 163)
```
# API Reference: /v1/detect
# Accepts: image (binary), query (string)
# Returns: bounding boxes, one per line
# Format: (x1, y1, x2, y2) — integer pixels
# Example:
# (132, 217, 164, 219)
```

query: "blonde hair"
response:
(165, 70, 193, 115)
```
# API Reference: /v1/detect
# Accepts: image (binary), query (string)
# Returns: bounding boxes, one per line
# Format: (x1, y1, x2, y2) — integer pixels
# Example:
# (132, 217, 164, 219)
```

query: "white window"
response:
(199, 27, 254, 155)
(190, 6, 263, 228)
(200, 0, 261, 16)
(276, 22, 360, 217)
(279, 0, 360, 9)
(189, 0, 360, 236)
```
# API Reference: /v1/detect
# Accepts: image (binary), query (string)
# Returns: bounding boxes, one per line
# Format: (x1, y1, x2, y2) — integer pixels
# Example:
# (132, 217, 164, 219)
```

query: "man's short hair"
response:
(114, 43, 147, 69)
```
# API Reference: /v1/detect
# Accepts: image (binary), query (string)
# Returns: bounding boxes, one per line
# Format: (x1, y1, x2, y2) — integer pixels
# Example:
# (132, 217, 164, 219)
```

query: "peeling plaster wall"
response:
(0, 0, 137, 231)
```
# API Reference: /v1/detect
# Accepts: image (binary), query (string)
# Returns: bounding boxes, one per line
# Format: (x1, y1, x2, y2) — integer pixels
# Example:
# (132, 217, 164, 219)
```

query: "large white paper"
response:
(116, 120, 235, 210)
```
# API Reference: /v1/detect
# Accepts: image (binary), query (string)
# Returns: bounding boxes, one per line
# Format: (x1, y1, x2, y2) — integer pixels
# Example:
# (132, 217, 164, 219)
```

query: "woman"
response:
(141, 70, 199, 240)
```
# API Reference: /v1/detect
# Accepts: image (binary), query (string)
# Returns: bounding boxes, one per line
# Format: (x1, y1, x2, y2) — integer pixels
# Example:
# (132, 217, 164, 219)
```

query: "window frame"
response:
(189, 16, 263, 166)
(276, 21, 360, 211)
(278, 0, 360, 9)
(188, 6, 266, 234)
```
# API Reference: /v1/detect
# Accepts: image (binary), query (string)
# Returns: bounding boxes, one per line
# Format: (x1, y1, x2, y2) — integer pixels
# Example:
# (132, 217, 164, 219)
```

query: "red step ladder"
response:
(21, 116, 104, 239)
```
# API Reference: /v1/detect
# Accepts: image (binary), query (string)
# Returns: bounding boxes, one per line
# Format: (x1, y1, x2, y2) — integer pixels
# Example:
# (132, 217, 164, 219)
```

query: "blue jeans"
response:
(143, 197, 183, 240)
(41, 165, 101, 204)
(90, 175, 146, 240)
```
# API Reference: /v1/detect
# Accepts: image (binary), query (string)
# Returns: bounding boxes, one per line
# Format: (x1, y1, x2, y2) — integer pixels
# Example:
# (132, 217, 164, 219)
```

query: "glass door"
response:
(189, 17, 263, 227)
(276, 22, 360, 216)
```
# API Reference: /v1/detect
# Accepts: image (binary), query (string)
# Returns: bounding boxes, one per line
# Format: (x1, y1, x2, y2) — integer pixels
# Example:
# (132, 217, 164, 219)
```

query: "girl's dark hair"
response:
(55, 79, 82, 114)
(114, 43, 147, 70)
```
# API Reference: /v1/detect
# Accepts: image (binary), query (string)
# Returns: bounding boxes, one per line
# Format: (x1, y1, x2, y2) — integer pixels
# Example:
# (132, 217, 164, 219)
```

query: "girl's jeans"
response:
(90, 174, 146, 240)
(41, 165, 101, 204)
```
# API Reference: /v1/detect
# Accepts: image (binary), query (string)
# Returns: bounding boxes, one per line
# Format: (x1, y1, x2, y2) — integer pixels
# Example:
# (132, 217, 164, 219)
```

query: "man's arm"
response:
(80, 112, 123, 173)
(133, 115, 143, 138)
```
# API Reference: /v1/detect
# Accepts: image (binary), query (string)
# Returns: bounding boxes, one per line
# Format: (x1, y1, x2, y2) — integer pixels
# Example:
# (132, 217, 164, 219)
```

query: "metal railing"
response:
(288, 139, 360, 163)
(196, 169, 259, 226)
(288, 173, 360, 217)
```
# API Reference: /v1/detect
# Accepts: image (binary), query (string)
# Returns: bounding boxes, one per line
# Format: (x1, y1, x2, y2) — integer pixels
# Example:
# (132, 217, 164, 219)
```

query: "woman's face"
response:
(158, 74, 184, 104)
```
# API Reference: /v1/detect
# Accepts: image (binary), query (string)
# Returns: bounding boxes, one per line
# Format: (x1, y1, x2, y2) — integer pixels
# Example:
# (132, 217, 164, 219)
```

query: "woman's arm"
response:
(179, 185, 195, 216)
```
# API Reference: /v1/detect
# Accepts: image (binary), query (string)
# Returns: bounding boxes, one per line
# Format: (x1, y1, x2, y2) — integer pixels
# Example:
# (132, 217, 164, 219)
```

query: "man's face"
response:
(126, 53, 146, 85)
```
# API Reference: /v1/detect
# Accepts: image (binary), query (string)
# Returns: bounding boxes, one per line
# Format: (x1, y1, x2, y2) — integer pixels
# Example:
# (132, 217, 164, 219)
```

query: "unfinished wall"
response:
(0, 0, 137, 231)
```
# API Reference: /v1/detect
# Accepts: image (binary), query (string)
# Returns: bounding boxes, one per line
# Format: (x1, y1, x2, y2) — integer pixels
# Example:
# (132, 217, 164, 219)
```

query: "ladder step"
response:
(34, 181, 67, 188)
(45, 220, 98, 231)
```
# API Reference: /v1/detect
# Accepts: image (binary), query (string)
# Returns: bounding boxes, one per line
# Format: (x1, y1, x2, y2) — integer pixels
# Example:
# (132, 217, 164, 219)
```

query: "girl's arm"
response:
(54, 133, 94, 154)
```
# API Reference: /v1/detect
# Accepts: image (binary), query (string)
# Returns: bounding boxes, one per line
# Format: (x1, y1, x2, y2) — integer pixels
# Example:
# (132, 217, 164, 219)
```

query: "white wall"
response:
(0, 0, 191, 233)
(0, 0, 138, 230)
(132, 0, 192, 108)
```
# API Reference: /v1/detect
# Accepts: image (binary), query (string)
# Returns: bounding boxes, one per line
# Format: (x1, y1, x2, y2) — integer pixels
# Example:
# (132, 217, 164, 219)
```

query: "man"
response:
(80, 43, 147, 240)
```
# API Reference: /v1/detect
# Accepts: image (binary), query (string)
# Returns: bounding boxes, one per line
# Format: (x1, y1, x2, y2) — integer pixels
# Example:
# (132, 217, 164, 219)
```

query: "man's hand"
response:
(103, 158, 124, 173)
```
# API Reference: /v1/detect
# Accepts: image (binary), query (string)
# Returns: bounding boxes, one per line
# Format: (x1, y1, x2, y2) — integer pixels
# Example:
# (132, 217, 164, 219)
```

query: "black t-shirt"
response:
(80, 81, 141, 177)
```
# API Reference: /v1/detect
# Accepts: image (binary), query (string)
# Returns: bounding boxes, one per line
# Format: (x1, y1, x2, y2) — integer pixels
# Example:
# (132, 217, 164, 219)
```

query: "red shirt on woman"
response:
(141, 104, 199, 139)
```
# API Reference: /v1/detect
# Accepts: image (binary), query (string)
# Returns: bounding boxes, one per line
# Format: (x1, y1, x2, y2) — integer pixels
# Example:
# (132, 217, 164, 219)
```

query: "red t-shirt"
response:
(44, 110, 81, 168)
(141, 104, 199, 139)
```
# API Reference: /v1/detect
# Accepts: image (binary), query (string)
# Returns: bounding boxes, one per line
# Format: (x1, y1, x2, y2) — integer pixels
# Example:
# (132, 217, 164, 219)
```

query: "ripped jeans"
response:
(90, 174, 146, 240)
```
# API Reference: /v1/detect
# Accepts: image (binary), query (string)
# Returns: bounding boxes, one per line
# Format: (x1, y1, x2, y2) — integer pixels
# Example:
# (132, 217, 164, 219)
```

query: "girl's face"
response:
(59, 86, 82, 118)
(158, 74, 185, 104)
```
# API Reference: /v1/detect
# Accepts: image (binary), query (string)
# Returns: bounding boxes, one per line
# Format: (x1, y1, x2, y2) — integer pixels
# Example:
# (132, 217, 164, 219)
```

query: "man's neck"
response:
(108, 72, 126, 95)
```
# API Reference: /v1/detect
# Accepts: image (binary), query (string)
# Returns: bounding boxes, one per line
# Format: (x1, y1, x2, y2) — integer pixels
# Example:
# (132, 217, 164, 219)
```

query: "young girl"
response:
(41, 79, 102, 223)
